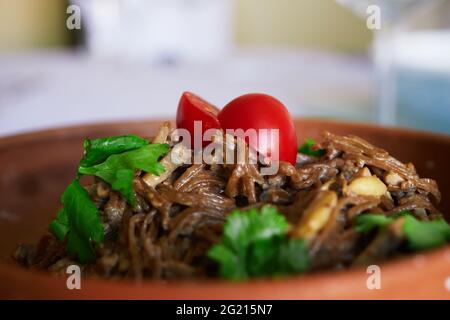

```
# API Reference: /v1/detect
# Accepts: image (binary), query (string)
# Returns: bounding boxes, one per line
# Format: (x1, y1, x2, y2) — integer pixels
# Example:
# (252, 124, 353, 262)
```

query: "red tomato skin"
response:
(176, 92, 221, 147)
(218, 93, 298, 165)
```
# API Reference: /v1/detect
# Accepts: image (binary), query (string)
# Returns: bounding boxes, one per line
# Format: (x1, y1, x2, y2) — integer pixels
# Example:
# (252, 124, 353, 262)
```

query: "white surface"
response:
(72, 0, 233, 63)
(394, 31, 450, 73)
(0, 48, 373, 137)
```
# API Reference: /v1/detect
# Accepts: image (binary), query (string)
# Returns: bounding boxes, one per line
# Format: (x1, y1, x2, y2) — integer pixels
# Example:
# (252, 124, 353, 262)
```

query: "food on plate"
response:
(14, 92, 450, 281)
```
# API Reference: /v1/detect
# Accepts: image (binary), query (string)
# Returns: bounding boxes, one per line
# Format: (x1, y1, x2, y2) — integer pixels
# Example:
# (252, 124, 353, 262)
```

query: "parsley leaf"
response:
(355, 212, 450, 252)
(354, 214, 395, 233)
(80, 135, 149, 167)
(222, 206, 288, 250)
(78, 143, 169, 205)
(50, 209, 69, 241)
(403, 215, 450, 251)
(298, 138, 325, 157)
(208, 206, 309, 280)
(49, 179, 104, 263)
(277, 238, 310, 274)
(67, 226, 96, 264)
(50, 135, 168, 263)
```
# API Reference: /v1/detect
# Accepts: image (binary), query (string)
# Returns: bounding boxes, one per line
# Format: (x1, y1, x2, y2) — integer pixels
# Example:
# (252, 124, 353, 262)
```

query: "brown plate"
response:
(0, 118, 449, 299)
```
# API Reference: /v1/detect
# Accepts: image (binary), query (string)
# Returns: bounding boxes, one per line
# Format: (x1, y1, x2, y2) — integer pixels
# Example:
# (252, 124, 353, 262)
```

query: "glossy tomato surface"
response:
(218, 93, 297, 164)
(176, 92, 221, 147)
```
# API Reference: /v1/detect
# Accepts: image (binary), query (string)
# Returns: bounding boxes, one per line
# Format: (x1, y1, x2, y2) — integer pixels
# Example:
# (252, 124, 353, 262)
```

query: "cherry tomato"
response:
(218, 93, 297, 165)
(176, 92, 221, 147)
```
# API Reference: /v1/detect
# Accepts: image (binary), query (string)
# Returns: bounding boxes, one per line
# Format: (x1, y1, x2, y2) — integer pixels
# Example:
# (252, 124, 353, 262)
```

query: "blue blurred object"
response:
(397, 67, 450, 134)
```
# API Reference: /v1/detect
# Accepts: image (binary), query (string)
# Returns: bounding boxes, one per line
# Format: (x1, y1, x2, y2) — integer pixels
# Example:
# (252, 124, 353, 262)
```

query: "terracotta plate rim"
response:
(1, 117, 450, 147)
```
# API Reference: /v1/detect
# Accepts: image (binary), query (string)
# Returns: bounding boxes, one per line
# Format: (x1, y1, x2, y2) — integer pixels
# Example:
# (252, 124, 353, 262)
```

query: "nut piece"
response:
(152, 121, 171, 144)
(96, 182, 110, 198)
(357, 167, 372, 178)
(319, 179, 335, 191)
(143, 143, 189, 188)
(347, 176, 387, 197)
(293, 190, 338, 240)
(383, 171, 404, 186)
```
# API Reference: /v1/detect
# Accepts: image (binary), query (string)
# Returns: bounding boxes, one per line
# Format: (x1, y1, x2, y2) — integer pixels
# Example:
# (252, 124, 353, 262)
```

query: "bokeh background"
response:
(0, 0, 449, 136)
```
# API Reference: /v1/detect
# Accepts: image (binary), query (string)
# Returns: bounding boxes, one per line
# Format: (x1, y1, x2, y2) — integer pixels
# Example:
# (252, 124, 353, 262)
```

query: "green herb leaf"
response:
(80, 135, 149, 167)
(222, 206, 288, 251)
(354, 214, 395, 233)
(277, 238, 310, 274)
(49, 209, 69, 241)
(355, 212, 450, 252)
(298, 138, 325, 157)
(207, 244, 246, 280)
(207, 206, 309, 280)
(64, 180, 104, 244)
(78, 143, 169, 205)
(67, 226, 96, 264)
(50, 137, 167, 264)
(49, 179, 104, 263)
(403, 216, 450, 251)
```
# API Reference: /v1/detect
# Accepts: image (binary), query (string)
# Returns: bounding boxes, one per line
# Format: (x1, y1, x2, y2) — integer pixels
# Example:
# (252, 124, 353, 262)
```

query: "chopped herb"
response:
(78, 143, 169, 205)
(50, 133, 169, 263)
(49, 209, 69, 241)
(49, 179, 104, 263)
(403, 215, 450, 251)
(355, 212, 450, 252)
(355, 214, 395, 233)
(207, 206, 309, 280)
(298, 138, 325, 157)
(276, 238, 310, 275)
(80, 135, 149, 167)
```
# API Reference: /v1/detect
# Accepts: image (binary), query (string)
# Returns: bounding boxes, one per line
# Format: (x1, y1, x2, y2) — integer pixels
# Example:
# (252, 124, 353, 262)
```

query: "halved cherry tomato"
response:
(218, 93, 297, 165)
(176, 92, 221, 147)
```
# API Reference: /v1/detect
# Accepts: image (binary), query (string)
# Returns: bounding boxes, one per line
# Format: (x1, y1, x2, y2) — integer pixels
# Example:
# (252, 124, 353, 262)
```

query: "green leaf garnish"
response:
(49, 179, 104, 263)
(50, 209, 69, 241)
(277, 238, 310, 274)
(207, 206, 309, 280)
(403, 215, 450, 251)
(80, 135, 149, 167)
(355, 214, 395, 233)
(78, 143, 169, 205)
(50, 134, 169, 263)
(298, 138, 325, 157)
(355, 212, 450, 252)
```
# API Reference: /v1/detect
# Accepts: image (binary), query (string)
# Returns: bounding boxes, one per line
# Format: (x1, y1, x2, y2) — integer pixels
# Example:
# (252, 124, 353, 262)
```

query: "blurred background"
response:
(0, 0, 449, 136)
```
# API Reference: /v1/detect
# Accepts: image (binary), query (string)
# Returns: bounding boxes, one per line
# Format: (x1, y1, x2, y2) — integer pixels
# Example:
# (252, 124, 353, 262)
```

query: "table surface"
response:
(0, 48, 374, 137)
